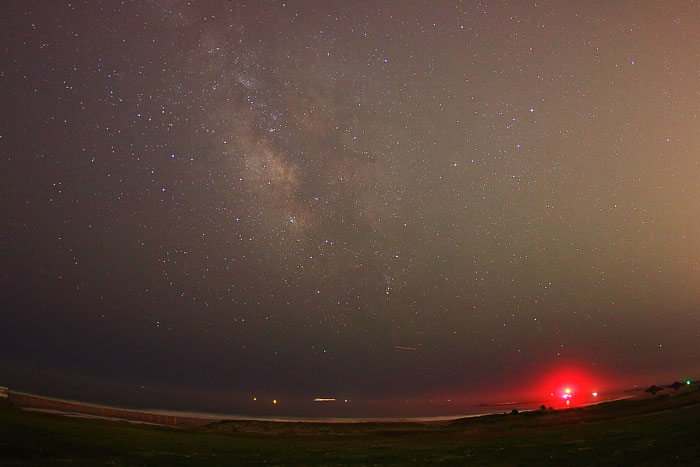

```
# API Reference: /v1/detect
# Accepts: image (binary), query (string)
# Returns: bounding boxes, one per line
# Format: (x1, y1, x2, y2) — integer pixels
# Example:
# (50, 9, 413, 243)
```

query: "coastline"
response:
(6, 389, 641, 426)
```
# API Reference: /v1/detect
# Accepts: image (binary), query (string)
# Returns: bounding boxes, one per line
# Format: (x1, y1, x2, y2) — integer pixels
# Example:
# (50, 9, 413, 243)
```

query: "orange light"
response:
(273, 399, 277, 405)
(565, 388, 571, 394)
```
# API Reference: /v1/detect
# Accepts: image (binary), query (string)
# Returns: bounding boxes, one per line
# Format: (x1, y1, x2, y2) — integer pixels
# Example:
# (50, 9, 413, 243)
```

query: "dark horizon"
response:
(2, 351, 694, 419)
(1, 1, 698, 418)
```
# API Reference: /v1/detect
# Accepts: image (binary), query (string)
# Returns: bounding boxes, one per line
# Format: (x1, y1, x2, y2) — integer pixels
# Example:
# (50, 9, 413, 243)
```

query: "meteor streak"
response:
(394, 346, 417, 351)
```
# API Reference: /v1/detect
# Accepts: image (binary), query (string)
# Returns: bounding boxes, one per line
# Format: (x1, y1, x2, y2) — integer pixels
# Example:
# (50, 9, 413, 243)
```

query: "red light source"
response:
(526, 365, 608, 408)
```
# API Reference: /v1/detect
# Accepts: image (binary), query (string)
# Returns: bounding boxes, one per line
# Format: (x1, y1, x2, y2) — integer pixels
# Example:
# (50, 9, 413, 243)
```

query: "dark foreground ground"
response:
(1, 390, 699, 466)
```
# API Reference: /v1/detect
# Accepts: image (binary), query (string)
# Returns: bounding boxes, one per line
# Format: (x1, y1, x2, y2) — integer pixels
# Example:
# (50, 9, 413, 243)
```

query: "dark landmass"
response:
(1, 388, 699, 465)
(6, 391, 215, 429)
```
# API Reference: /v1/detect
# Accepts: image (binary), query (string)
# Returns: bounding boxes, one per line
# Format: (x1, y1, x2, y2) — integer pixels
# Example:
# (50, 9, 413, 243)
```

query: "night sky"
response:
(2, 1, 698, 417)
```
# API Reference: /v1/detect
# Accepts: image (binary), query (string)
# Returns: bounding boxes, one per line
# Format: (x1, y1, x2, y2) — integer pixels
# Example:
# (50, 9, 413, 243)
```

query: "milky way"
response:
(1, 1, 698, 416)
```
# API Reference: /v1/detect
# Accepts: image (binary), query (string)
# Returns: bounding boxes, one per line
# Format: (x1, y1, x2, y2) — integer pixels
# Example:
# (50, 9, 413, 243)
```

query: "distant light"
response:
(273, 399, 277, 405)
(687, 380, 691, 385)
(592, 392, 598, 397)
(565, 388, 571, 394)
(253, 397, 257, 401)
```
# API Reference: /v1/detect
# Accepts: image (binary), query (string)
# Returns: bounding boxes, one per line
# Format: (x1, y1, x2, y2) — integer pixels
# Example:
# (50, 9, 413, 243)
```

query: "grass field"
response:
(1, 391, 699, 465)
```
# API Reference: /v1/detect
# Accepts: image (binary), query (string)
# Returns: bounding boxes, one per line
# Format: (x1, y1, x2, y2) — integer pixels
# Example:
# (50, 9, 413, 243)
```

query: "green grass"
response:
(1, 392, 699, 465)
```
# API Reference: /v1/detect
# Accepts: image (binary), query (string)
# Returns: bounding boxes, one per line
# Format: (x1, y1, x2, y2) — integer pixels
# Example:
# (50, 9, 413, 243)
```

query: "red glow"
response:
(527, 366, 608, 408)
